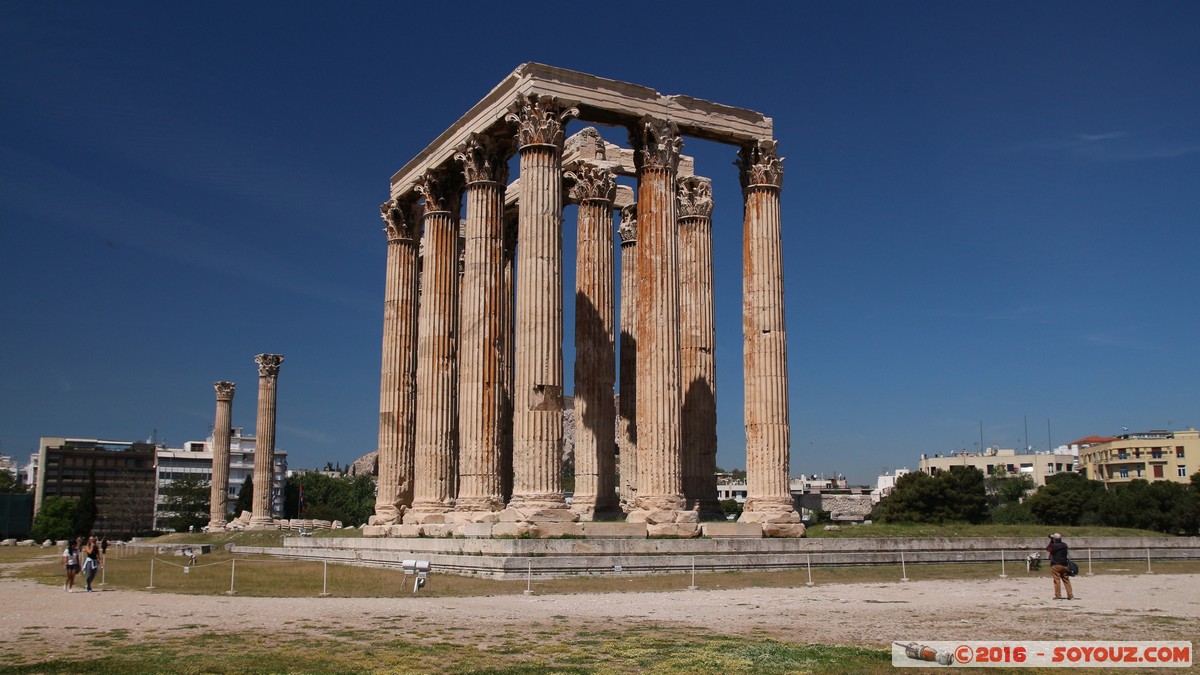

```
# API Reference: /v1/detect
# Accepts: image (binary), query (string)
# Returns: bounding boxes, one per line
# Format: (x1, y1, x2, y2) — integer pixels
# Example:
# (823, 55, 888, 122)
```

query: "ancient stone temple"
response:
(248, 353, 283, 530)
(369, 63, 801, 538)
(208, 380, 235, 530)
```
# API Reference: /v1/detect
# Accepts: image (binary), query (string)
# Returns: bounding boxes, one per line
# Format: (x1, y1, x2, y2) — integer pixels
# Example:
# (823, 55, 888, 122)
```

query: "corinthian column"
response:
(678, 176, 721, 520)
(248, 354, 283, 529)
(503, 94, 579, 524)
(567, 162, 618, 520)
(737, 139, 803, 536)
(405, 169, 464, 523)
(617, 204, 638, 511)
(372, 198, 421, 526)
(454, 133, 511, 517)
(208, 381, 235, 530)
(627, 117, 694, 535)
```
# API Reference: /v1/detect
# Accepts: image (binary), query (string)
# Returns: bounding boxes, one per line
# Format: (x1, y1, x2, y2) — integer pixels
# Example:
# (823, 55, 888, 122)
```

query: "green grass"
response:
(0, 625, 894, 674)
(804, 523, 1171, 538)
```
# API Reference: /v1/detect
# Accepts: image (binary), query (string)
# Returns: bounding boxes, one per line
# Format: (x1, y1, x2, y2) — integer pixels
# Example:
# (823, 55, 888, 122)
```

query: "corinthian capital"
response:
(630, 116, 682, 173)
(380, 198, 421, 242)
(736, 139, 784, 191)
(255, 354, 284, 378)
(454, 133, 511, 186)
(677, 176, 713, 219)
(565, 162, 616, 204)
(413, 169, 464, 217)
(213, 381, 236, 401)
(618, 204, 637, 244)
(505, 94, 578, 148)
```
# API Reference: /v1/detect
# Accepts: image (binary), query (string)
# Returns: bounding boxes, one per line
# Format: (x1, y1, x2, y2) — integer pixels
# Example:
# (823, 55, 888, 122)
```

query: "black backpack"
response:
(1067, 560, 1079, 577)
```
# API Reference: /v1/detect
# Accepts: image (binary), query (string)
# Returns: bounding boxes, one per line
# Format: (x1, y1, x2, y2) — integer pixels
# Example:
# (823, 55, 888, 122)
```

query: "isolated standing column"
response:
(677, 176, 721, 519)
(373, 198, 421, 525)
(249, 354, 283, 529)
(737, 140, 803, 536)
(567, 162, 618, 519)
(207, 381, 235, 530)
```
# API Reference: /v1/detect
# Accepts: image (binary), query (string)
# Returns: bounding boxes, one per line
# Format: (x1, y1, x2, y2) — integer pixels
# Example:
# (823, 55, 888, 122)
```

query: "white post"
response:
(1086, 548, 1094, 576)
(688, 556, 698, 591)
(146, 557, 155, 589)
(1146, 548, 1153, 574)
(320, 560, 330, 597)
(999, 550, 1007, 578)
(227, 558, 237, 595)
(524, 561, 533, 595)
(806, 553, 814, 587)
(900, 551, 909, 582)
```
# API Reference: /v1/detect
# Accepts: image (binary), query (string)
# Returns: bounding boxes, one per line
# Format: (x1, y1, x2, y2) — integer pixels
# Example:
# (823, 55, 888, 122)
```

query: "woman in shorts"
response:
(62, 539, 80, 592)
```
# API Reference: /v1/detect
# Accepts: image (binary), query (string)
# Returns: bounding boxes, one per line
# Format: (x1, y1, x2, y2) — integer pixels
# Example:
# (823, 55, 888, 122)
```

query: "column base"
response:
(402, 506, 453, 525)
(739, 500, 806, 537)
(246, 517, 278, 530)
(368, 505, 406, 526)
(206, 519, 227, 532)
(696, 498, 726, 522)
(626, 495, 698, 536)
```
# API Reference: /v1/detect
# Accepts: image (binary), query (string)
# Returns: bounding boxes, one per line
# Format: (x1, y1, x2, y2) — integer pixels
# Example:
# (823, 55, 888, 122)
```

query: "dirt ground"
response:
(2, 560, 1196, 661)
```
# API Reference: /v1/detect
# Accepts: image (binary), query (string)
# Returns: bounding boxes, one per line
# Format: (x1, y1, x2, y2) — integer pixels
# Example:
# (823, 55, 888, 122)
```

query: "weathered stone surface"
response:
(208, 381, 235, 531)
(391, 524, 421, 538)
(762, 523, 807, 538)
(248, 354, 283, 529)
(0, 539, 15, 546)
(702, 522, 763, 538)
(646, 522, 700, 538)
(361, 525, 386, 538)
(529, 522, 586, 538)
(491, 521, 529, 538)
(580, 522, 648, 539)
(461, 522, 495, 538)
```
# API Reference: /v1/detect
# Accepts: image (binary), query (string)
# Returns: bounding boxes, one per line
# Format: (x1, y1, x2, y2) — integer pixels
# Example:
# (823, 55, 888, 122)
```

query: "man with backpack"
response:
(1046, 533, 1075, 600)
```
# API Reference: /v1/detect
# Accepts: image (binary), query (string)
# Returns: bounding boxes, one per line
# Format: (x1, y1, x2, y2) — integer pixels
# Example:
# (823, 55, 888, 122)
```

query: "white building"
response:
(872, 468, 910, 501)
(154, 427, 288, 530)
(918, 446, 1078, 487)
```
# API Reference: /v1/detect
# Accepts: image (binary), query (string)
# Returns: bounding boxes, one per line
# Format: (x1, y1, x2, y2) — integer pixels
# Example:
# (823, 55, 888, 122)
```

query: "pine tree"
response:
(234, 474, 254, 517)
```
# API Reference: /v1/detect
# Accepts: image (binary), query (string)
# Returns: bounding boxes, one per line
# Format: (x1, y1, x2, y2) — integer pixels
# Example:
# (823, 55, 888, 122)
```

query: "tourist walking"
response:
(82, 536, 101, 591)
(1046, 533, 1074, 600)
(62, 540, 80, 592)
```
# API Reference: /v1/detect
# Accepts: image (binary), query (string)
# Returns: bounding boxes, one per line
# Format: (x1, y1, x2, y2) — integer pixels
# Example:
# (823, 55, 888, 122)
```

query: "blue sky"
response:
(2, 2, 1197, 484)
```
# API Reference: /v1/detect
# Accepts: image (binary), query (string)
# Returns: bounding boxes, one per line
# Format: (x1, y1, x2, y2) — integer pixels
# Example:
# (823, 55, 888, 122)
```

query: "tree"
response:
(31, 496, 76, 541)
(871, 467, 988, 524)
(1025, 472, 1106, 526)
(234, 475, 254, 517)
(161, 475, 211, 532)
(73, 465, 98, 537)
(0, 468, 25, 493)
(985, 466, 1034, 507)
(283, 472, 376, 525)
(720, 499, 743, 520)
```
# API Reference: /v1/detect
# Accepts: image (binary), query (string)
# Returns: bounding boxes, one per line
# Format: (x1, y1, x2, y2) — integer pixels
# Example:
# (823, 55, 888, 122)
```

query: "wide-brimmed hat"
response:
(1050, 533, 1061, 540)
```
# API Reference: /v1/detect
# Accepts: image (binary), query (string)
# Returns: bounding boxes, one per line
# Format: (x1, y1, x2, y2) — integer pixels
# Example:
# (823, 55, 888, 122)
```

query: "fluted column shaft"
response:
(738, 140, 798, 521)
(629, 118, 687, 519)
(507, 96, 575, 513)
(455, 134, 510, 514)
(616, 205, 638, 510)
(408, 170, 463, 518)
(678, 177, 720, 518)
(500, 210, 517, 504)
(569, 164, 617, 518)
(373, 199, 421, 524)
(208, 381, 235, 530)
(249, 354, 283, 528)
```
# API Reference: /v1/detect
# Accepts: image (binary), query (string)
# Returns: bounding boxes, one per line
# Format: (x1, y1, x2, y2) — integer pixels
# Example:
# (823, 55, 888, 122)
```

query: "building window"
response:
(1178, 447, 1186, 458)
(1151, 449, 1163, 459)
(1180, 466, 1188, 478)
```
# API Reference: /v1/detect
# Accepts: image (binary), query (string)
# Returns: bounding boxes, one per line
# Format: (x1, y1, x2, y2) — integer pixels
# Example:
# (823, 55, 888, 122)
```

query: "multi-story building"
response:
(919, 446, 1079, 487)
(1078, 429, 1200, 485)
(34, 437, 158, 536)
(155, 428, 288, 530)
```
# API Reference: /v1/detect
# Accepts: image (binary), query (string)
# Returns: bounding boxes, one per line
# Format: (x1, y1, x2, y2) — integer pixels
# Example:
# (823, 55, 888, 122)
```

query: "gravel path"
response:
(2, 558, 1197, 661)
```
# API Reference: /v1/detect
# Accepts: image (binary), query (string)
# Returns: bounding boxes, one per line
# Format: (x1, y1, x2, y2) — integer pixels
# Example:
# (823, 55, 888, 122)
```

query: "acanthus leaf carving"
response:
(564, 162, 616, 204)
(505, 94, 578, 149)
(736, 139, 784, 192)
(255, 353, 284, 378)
(413, 169, 464, 217)
(454, 133, 511, 186)
(380, 198, 421, 242)
(630, 116, 682, 173)
(213, 381, 236, 401)
(676, 176, 714, 219)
